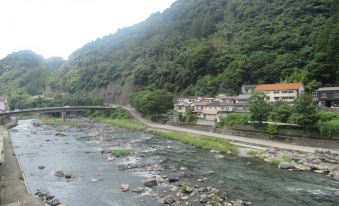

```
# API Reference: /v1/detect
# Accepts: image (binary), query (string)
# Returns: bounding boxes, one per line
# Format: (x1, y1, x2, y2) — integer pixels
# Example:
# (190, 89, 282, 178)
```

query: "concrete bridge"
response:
(0, 106, 116, 121)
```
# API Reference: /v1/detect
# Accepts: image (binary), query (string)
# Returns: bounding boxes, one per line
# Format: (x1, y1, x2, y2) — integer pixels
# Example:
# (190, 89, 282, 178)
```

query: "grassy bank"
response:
(41, 116, 238, 154)
(97, 117, 238, 154)
(149, 129, 238, 154)
(96, 118, 146, 131)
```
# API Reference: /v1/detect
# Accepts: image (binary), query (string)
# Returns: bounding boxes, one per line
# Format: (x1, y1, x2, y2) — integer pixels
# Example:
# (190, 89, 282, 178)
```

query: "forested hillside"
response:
(0, 51, 56, 95)
(1, 0, 338, 101)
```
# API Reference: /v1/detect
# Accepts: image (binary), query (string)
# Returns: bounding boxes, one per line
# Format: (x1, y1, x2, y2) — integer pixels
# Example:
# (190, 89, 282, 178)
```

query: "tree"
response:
(289, 94, 319, 135)
(249, 92, 271, 124)
(269, 102, 292, 123)
(133, 89, 174, 116)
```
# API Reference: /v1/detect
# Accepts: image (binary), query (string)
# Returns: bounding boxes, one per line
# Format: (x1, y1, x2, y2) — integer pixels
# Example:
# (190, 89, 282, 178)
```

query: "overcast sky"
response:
(0, 0, 176, 60)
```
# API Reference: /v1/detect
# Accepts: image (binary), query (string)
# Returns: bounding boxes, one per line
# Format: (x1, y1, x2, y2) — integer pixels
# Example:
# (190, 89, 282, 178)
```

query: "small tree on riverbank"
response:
(289, 93, 319, 136)
(249, 92, 271, 125)
(132, 89, 174, 116)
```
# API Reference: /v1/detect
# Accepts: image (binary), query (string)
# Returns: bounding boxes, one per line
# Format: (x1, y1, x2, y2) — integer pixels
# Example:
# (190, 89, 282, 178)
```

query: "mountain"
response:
(2, 0, 338, 103)
(0, 51, 61, 96)
(51, 0, 338, 102)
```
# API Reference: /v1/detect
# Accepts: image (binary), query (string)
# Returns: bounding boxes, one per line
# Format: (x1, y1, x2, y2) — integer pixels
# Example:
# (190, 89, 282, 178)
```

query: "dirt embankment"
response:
(0, 126, 44, 206)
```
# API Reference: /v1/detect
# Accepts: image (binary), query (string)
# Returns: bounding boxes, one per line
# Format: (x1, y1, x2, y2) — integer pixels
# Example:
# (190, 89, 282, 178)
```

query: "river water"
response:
(10, 119, 339, 206)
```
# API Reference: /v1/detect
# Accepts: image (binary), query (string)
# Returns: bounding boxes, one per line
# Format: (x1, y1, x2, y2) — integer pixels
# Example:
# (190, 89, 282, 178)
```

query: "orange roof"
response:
(255, 83, 303, 91)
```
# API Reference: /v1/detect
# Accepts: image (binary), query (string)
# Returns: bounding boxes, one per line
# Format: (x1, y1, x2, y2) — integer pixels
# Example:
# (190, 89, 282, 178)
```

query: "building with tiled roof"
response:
(255, 83, 304, 102)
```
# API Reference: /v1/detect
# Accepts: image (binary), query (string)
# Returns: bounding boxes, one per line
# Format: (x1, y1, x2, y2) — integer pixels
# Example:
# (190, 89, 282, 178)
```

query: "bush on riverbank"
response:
(112, 149, 130, 157)
(218, 113, 250, 129)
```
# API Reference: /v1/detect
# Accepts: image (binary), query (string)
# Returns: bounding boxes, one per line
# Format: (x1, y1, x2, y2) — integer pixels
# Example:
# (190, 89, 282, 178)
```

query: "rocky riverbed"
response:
(9, 119, 339, 206)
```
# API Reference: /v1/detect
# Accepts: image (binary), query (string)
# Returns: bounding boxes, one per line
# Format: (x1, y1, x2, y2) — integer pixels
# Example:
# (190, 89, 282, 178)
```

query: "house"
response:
(203, 101, 222, 121)
(316, 87, 339, 108)
(174, 97, 196, 115)
(192, 100, 211, 119)
(0, 96, 7, 111)
(255, 83, 304, 102)
(241, 85, 258, 94)
(236, 94, 251, 103)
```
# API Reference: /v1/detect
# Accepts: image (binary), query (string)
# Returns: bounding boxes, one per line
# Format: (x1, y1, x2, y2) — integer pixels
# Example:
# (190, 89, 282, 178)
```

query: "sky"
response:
(0, 0, 176, 60)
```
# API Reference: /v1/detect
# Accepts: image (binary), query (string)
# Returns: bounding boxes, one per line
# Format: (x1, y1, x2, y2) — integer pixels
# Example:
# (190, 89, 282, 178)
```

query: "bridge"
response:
(0, 106, 117, 121)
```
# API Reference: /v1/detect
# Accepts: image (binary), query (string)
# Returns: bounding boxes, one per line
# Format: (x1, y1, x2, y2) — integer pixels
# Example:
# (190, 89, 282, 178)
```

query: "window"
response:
(334, 92, 339, 98)
(321, 93, 327, 97)
(274, 91, 280, 94)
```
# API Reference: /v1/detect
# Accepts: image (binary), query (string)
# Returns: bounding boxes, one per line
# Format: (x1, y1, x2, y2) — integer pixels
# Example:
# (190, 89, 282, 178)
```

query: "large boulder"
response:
(199, 194, 208, 203)
(54, 171, 65, 177)
(144, 178, 157, 187)
(120, 183, 129, 192)
(332, 173, 339, 181)
(233, 200, 245, 206)
(163, 195, 176, 204)
(334, 190, 339, 197)
(168, 174, 180, 183)
(278, 162, 294, 169)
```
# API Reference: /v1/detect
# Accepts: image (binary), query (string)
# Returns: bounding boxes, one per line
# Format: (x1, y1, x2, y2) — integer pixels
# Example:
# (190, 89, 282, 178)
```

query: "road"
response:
(124, 107, 339, 154)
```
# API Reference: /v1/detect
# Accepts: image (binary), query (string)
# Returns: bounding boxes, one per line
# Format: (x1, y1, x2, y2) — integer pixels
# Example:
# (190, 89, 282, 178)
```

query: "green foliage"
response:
(98, 118, 146, 131)
(317, 113, 339, 138)
(282, 155, 292, 163)
(111, 149, 130, 157)
(249, 92, 272, 124)
(288, 94, 319, 129)
(211, 196, 222, 203)
(110, 106, 129, 119)
(40, 0, 337, 96)
(179, 107, 197, 122)
(132, 89, 174, 116)
(246, 150, 258, 157)
(180, 184, 189, 193)
(149, 129, 238, 154)
(0, 50, 51, 95)
(265, 124, 279, 135)
(218, 113, 250, 128)
(269, 102, 292, 123)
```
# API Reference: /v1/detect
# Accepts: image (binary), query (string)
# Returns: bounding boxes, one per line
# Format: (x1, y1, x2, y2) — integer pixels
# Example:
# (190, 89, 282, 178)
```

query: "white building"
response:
(255, 83, 304, 102)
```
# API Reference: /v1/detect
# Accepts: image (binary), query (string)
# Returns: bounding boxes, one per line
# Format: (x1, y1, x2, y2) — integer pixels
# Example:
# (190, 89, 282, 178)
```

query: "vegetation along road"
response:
(124, 107, 339, 154)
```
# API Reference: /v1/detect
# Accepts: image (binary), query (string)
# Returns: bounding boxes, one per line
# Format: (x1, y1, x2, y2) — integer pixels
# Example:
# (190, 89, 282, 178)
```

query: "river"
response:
(10, 119, 339, 206)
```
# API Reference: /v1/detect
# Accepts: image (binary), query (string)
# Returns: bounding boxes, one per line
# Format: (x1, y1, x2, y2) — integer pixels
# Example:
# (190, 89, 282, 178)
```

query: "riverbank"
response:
(96, 117, 238, 154)
(11, 119, 339, 206)
(0, 125, 45, 206)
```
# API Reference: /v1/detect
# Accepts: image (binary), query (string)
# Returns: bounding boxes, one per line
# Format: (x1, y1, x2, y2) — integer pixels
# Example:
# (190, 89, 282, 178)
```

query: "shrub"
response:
(112, 149, 130, 157)
(318, 119, 339, 138)
(219, 113, 250, 129)
(265, 124, 279, 135)
(247, 150, 258, 157)
(111, 106, 129, 119)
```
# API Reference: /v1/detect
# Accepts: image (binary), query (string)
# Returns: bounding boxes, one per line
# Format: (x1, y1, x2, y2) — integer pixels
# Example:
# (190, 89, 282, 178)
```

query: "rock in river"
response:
(120, 183, 129, 192)
(54, 171, 65, 177)
(332, 173, 339, 181)
(163, 195, 176, 204)
(144, 178, 157, 187)
(132, 187, 145, 193)
(278, 162, 294, 169)
(168, 174, 180, 183)
(38, 165, 45, 170)
(334, 190, 339, 197)
(199, 194, 208, 203)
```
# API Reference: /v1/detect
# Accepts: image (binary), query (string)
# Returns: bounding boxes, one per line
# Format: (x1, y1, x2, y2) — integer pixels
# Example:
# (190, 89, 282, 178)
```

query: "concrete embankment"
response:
(0, 126, 44, 206)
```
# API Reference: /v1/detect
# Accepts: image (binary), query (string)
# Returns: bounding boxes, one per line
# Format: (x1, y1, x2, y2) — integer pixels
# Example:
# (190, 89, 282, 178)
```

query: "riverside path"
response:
(123, 107, 339, 154)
